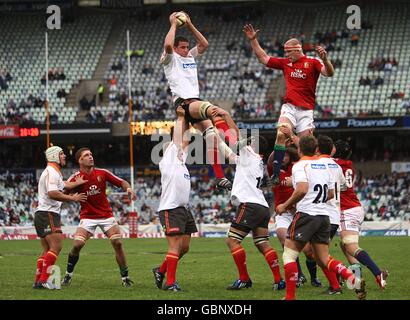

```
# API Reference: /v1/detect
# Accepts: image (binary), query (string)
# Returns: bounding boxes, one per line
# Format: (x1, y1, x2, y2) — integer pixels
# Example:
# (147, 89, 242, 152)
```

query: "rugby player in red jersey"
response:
(243, 24, 334, 185)
(334, 140, 388, 290)
(61, 148, 137, 287)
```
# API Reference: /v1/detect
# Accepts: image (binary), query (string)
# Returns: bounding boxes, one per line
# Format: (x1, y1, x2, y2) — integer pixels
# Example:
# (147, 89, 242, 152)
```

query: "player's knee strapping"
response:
(341, 234, 359, 245)
(198, 101, 213, 120)
(74, 235, 87, 243)
(203, 126, 234, 159)
(109, 234, 122, 241)
(228, 229, 247, 243)
(283, 247, 299, 264)
(253, 236, 269, 246)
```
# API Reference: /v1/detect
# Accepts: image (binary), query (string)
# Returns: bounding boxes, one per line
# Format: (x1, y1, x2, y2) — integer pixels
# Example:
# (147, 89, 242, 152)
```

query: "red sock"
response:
(284, 262, 298, 300)
(321, 266, 340, 290)
(35, 255, 45, 284)
(208, 147, 225, 179)
(214, 119, 237, 146)
(165, 252, 179, 285)
(39, 250, 58, 283)
(159, 259, 167, 274)
(231, 247, 250, 281)
(327, 258, 354, 282)
(263, 248, 282, 283)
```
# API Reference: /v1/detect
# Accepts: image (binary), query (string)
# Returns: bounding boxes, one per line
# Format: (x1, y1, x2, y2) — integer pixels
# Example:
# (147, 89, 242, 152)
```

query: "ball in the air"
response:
(175, 12, 187, 28)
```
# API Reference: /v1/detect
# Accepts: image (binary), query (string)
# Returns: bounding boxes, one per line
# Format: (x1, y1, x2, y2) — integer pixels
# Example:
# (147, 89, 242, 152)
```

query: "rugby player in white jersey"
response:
(276, 136, 364, 300)
(33, 146, 87, 289)
(225, 135, 285, 291)
(152, 107, 197, 292)
(161, 12, 245, 191)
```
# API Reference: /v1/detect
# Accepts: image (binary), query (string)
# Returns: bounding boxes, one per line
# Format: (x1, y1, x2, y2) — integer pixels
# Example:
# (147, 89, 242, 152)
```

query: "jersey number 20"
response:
(313, 184, 328, 203)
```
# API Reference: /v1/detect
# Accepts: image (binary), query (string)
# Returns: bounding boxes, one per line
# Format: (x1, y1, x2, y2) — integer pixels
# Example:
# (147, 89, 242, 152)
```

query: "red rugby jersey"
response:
(266, 55, 324, 110)
(268, 161, 294, 209)
(69, 168, 124, 220)
(334, 158, 362, 210)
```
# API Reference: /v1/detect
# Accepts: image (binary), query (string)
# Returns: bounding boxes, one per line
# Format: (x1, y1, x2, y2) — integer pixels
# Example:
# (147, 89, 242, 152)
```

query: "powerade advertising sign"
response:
(236, 117, 404, 131)
(360, 229, 408, 236)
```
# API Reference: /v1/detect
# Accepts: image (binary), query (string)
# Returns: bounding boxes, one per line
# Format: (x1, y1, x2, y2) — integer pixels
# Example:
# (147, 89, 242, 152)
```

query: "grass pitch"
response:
(0, 237, 408, 300)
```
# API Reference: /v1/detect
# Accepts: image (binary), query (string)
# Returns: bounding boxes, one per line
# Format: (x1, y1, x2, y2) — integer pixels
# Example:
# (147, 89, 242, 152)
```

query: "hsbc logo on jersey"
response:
(87, 184, 101, 196)
(290, 69, 306, 79)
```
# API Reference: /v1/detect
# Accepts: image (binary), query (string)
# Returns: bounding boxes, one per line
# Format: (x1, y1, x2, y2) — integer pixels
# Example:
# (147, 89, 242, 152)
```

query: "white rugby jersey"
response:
(291, 156, 335, 216)
(160, 47, 201, 100)
(231, 146, 269, 208)
(158, 142, 191, 211)
(318, 155, 346, 225)
(36, 163, 65, 214)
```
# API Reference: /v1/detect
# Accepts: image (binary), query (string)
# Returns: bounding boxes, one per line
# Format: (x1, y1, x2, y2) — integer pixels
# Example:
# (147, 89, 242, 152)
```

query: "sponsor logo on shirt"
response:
(311, 164, 326, 169)
(328, 163, 339, 168)
(182, 63, 197, 69)
(290, 68, 306, 79)
(87, 184, 101, 196)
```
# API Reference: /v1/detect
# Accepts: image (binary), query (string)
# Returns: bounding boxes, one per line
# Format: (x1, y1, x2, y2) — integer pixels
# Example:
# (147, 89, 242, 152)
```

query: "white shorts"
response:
(340, 206, 364, 233)
(280, 103, 315, 134)
(275, 212, 294, 230)
(78, 217, 118, 235)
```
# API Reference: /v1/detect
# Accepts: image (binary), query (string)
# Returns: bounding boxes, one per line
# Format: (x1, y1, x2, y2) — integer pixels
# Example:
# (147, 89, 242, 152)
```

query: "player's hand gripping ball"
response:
(175, 12, 187, 28)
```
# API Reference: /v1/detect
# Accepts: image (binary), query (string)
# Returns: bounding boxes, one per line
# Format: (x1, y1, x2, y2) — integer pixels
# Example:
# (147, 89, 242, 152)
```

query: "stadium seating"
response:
(0, 14, 112, 124)
(1, 3, 410, 124)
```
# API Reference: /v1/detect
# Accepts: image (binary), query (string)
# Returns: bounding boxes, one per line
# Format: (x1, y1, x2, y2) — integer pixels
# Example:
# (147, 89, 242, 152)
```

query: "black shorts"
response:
(158, 207, 198, 236)
(231, 202, 270, 233)
(329, 223, 339, 240)
(174, 97, 204, 125)
(34, 211, 62, 238)
(286, 212, 330, 244)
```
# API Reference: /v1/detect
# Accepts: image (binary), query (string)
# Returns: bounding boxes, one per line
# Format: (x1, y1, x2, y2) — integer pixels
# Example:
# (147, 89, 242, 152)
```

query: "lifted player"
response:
(243, 24, 334, 185)
(162, 11, 244, 190)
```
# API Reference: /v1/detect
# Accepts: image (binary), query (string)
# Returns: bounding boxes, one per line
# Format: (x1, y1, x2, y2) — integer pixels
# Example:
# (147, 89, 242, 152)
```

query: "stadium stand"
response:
(0, 14, 112, 124)
(1, 3, 410, 124)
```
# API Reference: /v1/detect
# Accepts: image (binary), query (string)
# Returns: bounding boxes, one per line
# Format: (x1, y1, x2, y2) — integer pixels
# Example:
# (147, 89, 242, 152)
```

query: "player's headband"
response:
(284, 44, 302, 51)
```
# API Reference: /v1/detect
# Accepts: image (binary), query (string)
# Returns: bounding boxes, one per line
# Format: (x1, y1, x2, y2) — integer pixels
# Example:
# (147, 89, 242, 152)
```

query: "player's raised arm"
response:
(183, 11, 208, 55)
(164, 12, 178, 54)
(243, 24, 270, 65)
(316, 46, 334, 77)
(64, 174, 87, 191)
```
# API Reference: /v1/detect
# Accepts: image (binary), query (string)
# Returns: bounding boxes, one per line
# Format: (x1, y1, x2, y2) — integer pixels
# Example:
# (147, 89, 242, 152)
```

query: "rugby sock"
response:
(165, 252, 179, 285)
(306, 258, 318, 280)
(263, 248, 282, 283)
(296, 257, 304, 277)
(320, 267, 340, 290)
(120, 266, 129, 278)
(208, 147, 225, 179)
(231, 247, 250, 281)
(214, 119, 237, 146)
(35, 255, 45, 284)
(39, 250, 58, 283)
(159, 259, 167, 274)
(327, 257, 354, 282)
(354, 248, 381, 277)
(271, 144, 286, 178)
(284, 262, 298, 300)
(66, 253, 79, 273)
